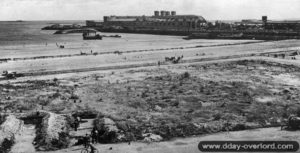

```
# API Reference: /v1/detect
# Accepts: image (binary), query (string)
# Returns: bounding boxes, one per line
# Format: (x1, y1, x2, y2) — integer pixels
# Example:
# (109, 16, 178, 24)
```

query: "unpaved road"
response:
(1, 39, 300, 75)
(10, 124, 36, 153)
(44, 127, 300, 153)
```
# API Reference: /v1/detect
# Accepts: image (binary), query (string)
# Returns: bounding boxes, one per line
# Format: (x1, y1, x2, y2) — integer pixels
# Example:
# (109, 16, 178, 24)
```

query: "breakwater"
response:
(96, 28, 300, 40)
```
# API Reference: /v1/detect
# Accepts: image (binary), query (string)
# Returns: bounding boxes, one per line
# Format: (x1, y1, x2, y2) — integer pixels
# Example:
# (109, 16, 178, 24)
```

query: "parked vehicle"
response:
(1, 71, 24, 79)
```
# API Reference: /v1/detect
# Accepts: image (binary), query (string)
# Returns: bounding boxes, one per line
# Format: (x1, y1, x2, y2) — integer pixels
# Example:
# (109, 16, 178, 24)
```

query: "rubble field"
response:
(2, 59, 300, 149)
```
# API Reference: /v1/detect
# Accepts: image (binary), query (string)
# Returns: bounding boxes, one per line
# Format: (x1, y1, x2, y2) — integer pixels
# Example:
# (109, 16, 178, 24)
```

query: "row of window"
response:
(137, 18, 201, 22)
(106, 21, 204, 27)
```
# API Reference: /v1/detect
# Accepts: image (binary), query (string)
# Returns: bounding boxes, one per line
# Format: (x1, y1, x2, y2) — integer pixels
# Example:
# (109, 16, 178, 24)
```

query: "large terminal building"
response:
(86, 11, 207, 31)
(85, 12, 300, 40)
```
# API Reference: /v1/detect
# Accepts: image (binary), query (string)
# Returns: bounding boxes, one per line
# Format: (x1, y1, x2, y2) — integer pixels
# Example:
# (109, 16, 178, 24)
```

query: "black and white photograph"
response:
(1, 0, 300, 153)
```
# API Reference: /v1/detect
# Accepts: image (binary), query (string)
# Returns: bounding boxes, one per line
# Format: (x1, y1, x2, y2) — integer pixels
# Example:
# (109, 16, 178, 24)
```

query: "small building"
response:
(86, 20, 103, 27)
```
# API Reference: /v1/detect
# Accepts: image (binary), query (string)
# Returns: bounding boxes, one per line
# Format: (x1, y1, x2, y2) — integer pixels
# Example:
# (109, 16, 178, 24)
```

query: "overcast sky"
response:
(1, 0, 300, 21)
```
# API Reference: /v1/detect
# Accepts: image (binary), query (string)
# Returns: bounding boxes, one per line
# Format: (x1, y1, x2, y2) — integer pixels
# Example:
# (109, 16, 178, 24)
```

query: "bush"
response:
(53, 78, 58, 82)
(246, 104, 268, 125)
(296, 107, 300, 117)
(70, 94, 79, 100)
(0, 137, 15, 153)
(0, 114, 7, 125)
(18, 101, 37, 111)
(213, 113, 222, 121)
(183, 72, 190, 78)
(231, 123, 246, 131)
(93, 117, 119, 143)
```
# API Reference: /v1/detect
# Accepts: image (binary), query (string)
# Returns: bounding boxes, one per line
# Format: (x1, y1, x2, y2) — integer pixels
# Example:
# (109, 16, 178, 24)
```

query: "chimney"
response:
(262, 16, 268, 23)
(154, 11, 159, 17)
(171, 11, 176, 16)
(103, 16, 109, 22)
(166, 11, 170, 16)
(160, 10, 166, 16)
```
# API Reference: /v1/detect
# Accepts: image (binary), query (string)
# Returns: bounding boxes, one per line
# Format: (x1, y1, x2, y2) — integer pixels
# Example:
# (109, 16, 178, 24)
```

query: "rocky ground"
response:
(1, 38, 300, 152)
(0, 115, 24, 153)
(44, 127, 300, 153)
(2, 56, 300, 152)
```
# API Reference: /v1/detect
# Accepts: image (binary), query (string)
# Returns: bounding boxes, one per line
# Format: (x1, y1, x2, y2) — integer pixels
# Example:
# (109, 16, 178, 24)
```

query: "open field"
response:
(3, 58, 300, 125)
(2, 23, 300, 152)
(3, 56, 300, 152)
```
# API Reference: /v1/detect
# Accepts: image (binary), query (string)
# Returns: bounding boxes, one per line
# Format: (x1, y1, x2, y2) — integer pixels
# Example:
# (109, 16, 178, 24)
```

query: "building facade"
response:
(235, 16, 300, 31)
(102, 11, 207, 31)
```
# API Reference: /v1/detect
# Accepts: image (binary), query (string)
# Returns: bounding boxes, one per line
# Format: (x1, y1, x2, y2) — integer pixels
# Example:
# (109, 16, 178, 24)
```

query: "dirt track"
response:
(1, 40, 266, 62)
(1, 39, 300, 75)
(14, 51, 300, 78)
(10, 124, 36, 153)
(0, 46, 298, 80)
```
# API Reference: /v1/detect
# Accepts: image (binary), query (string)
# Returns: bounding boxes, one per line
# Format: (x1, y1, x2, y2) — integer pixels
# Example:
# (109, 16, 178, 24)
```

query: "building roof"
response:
(106, 14, 206, 22)
(109, 18, 137, 22)
(268, 20, 300, 24)
(153, 15, 206, 21)
(238, 19, 300, 25)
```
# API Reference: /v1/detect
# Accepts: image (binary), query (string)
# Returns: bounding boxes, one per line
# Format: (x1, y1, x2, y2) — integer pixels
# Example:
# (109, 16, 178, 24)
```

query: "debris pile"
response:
(34, 112, 71, 151)
(0, 115, 24, 153)
(142, 133, 163, 142)
(94, 117, 119, 143)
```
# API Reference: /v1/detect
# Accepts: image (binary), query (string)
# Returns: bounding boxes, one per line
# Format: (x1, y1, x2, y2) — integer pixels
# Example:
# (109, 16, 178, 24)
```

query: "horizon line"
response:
(1, 17, 300, 22)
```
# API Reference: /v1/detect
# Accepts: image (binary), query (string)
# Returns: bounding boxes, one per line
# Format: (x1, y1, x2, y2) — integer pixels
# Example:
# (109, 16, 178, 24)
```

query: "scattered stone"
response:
(0, 115, 24, 152)
(142, 133, 163, 142)
(154, 105, 162, 111)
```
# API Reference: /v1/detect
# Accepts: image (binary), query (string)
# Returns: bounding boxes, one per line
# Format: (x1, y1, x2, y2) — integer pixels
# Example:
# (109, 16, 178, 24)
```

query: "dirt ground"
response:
(2, 38, 300, 153)
(44, 127, 300, 153)
(1, 39, 300, 74)
(10, 124, 36, 153)
(2, 58, 300, 141)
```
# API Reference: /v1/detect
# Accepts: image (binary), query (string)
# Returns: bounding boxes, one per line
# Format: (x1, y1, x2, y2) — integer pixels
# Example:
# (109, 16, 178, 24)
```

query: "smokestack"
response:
(262, 16, 268, 23)
(103, 16, 109, 22)
(166, 11, 170, 16)
(171, 11, 176, 16)
(154, 11, 159, 17)
(160, 10, 166, 16)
